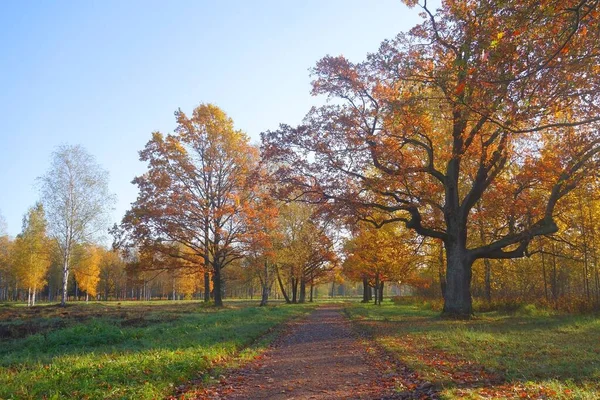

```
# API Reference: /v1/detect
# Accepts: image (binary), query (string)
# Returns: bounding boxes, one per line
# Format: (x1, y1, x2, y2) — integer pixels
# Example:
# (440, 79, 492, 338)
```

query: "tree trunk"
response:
(86, 292, 89, 302)
(362, 276, 370, 303)
(27, 287, 31, 307)
(32, 288, 36, 306)
(442, 241, 474, 318)
(213, 265, 223, 307)
(291, 277, 298, 304)
(203, 271, 210, 302)
(275, 265, 291, 304)
(61, 255, 69, 307)
(378, 281, 384, 304)
(299, 278, 306, 303)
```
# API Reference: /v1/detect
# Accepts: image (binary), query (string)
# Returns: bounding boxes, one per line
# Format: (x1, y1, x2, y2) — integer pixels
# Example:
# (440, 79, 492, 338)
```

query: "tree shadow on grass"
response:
(353, 309, 600, 398)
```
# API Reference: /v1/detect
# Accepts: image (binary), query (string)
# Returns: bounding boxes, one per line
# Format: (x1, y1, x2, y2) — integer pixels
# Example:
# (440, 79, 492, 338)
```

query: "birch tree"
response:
(40, 145, 114, 306)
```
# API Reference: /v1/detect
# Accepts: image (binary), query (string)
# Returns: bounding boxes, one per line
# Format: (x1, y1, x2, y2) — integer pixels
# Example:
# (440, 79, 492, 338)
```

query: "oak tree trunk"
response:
(299, 278, 306, 303)
(203, 271, 210, 302)
(442, 241, 474, 318)
(291, 277, 298, 303)
(362, 276, 370, 303)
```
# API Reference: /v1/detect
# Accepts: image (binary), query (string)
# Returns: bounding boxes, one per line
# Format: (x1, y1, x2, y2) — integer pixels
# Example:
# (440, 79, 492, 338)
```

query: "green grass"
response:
(346, 301, 600, 399)
(0, 301, 313, 399)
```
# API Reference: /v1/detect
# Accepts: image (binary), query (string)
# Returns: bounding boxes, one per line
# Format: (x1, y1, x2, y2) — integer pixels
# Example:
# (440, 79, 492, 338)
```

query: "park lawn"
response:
(346, 301, 600, 399)
(0, 301, 313, 400)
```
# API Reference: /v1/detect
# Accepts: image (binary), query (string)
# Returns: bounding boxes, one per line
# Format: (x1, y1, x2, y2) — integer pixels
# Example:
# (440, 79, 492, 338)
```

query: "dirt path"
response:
(197, 304, 402, 399)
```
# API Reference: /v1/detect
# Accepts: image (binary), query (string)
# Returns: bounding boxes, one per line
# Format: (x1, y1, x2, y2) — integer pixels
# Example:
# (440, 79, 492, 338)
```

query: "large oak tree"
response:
(262, 0, 600, 317)
(121, 104, 259, 306)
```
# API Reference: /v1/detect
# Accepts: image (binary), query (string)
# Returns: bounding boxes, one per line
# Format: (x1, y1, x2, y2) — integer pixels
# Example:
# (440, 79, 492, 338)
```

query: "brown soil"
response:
(193, 304, 411, 400)
(0, 302, 189, 340)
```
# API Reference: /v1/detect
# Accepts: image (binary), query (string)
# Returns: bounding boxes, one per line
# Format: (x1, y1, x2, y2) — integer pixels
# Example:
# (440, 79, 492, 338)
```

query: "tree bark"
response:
(362, 276, 370, 303)
(378, 281, 384, 304)
(61, 255, 69, 307)
(275, 265, 291, 304)
(442, 240, 474, 318)
(299, 278, 306, 303)
(291, 277, 298, 304)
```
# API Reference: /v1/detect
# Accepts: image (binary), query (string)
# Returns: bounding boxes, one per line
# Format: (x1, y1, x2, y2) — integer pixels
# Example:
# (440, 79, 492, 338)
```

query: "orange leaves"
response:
(122, 104, 262, 286)
(343, 221, 420, 284)
(455, 81, 466, 96)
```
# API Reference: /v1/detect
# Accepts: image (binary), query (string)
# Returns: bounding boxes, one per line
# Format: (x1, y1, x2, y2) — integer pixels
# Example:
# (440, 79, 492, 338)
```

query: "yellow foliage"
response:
(74, 245, 102, 298)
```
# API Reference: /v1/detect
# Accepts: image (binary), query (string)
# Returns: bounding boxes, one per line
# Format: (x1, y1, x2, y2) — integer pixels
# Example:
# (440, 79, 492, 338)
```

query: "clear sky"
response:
(0, 0, 429, 239)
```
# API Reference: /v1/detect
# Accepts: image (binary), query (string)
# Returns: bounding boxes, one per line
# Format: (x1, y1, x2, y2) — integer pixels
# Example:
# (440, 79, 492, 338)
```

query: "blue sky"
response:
(0, 0, 427, 238)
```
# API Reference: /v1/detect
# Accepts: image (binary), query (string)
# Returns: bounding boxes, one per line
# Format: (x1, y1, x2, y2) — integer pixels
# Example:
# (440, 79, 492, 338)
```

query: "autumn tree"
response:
(73, 244, 102, 301)
(98, 249, 126, 300)
(120, 104, 260, 306)
(343, 222, 420, 304)
(40, 145, 115, 306)
(243, 184, 280, 306)
(12, 203, 51, 306)
(274, 202, 337, 303)
(263, 0, 600, 317)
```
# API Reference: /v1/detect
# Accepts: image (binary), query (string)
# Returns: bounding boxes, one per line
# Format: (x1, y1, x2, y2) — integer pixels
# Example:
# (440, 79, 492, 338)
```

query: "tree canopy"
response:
(262, 0, 600, 317)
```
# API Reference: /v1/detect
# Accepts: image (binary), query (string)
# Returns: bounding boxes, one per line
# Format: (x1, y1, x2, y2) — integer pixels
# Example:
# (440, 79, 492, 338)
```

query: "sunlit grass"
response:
(346, 301, 600, 399)
(0, 302, 313, 399)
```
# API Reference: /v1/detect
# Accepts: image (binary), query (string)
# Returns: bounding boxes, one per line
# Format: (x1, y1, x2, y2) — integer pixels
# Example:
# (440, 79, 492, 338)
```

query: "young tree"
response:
(263, 0, 600, 317)
(73, 244, 102, 302)
(121, 104, 260, 306)
(39, 145, 115, 306)
(243, 189, 279, 306)
(12, 203, 51, 306)
(98, 249, 126, 300)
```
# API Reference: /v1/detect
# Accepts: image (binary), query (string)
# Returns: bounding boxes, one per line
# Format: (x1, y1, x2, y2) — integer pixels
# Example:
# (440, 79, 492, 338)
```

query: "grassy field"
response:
(346, 300, 600, 399)
(0, 300, 313, 399)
